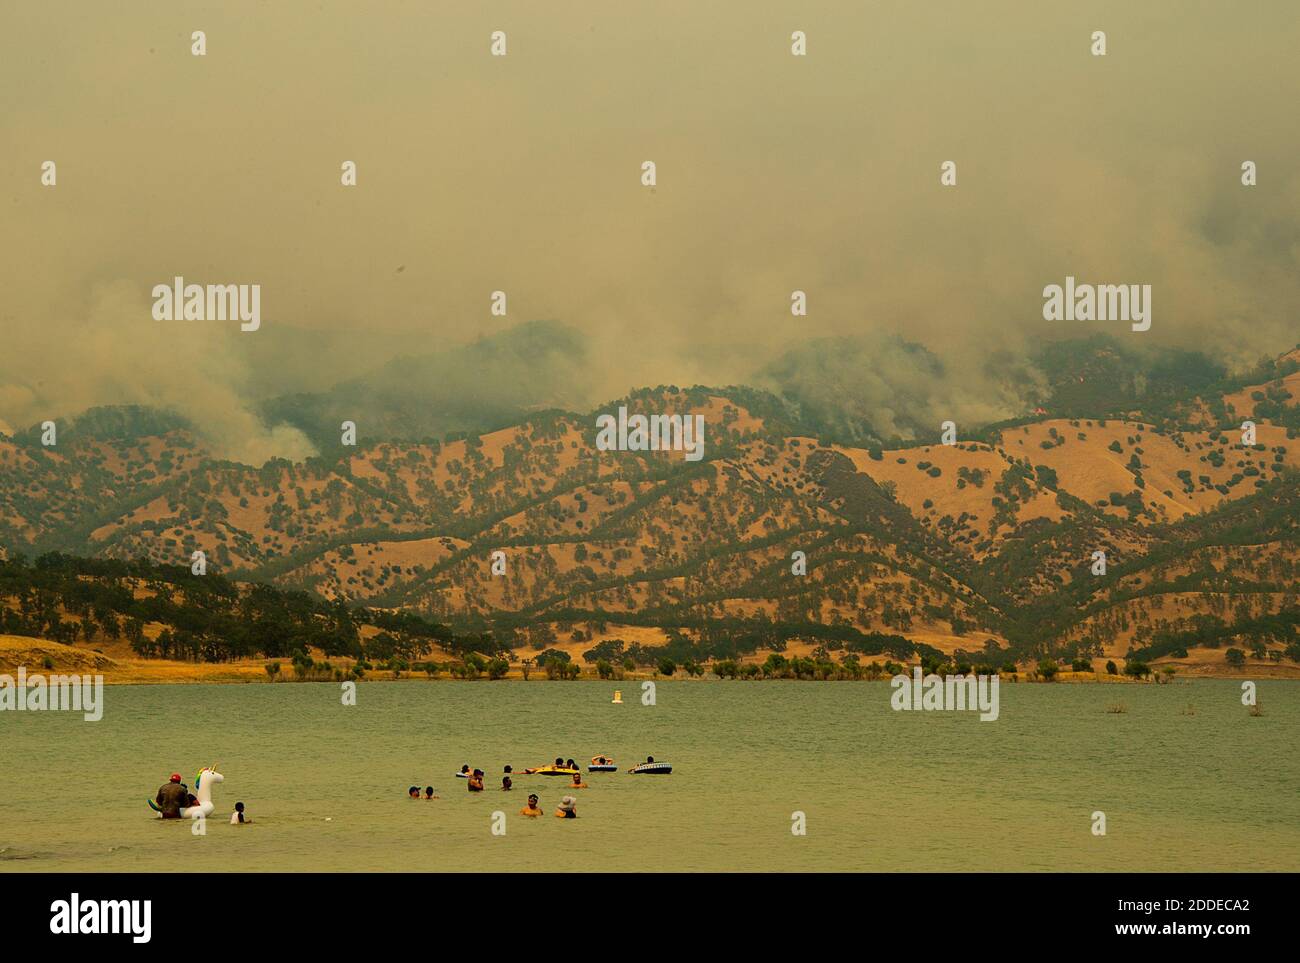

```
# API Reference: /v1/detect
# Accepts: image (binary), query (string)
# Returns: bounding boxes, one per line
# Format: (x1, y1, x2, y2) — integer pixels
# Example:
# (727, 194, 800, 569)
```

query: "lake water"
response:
(2, 680, 1297, 872)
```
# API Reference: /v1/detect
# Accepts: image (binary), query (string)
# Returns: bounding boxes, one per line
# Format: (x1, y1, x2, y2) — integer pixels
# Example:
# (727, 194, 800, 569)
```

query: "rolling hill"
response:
(1, 340, 1297, 676)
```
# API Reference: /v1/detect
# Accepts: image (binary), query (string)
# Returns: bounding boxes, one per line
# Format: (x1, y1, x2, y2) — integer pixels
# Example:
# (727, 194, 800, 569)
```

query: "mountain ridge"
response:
(1, 340, 1297, 673)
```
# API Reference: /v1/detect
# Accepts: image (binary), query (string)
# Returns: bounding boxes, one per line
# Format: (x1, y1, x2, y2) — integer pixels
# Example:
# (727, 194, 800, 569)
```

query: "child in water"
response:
(519, 794, 543, 817)
(467, 769, 485, 792)
(230, 802, 251, 824)
(501, 775, 513, 791)
(424, 786, 439, 799)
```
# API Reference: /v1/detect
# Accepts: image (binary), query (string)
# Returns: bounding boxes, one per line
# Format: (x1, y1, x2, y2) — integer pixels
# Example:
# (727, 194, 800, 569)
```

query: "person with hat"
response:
(555, 795, 578, 819)
(155, 772, 189, 819)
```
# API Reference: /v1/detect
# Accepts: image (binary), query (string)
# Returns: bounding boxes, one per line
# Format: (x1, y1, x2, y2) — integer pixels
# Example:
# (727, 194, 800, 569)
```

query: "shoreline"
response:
(88, 671, 1300, 685)
(6, 658, 1299, 687)
(5, 633, 1298, 685)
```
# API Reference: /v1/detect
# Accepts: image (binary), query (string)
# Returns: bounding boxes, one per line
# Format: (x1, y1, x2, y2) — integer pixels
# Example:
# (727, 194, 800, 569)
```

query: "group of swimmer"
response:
(408, 754, 668, 819)
(408, 772, 581, 818)
(149, 752, 662, 827)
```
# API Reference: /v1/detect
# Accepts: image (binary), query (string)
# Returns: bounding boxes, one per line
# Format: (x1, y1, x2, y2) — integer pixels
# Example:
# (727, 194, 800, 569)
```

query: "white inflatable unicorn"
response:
(149, 766, 223, 819)
(183, 766, 223, 819)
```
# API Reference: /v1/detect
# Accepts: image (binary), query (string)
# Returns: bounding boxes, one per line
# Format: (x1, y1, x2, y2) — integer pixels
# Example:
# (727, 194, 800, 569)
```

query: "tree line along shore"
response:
(4, 633, 1294, 685)
(2, 553, 1296, 685)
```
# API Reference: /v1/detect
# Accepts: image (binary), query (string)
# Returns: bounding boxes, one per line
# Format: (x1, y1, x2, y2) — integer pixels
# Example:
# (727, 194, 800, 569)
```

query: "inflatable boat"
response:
(526, 765, 581, 777)
(628, 761, 672, 775)
(588, 755, 617, 772)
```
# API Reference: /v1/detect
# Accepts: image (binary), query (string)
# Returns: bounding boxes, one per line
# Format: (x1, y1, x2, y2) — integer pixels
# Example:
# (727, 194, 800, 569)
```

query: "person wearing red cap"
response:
(155, 772, 189, 819)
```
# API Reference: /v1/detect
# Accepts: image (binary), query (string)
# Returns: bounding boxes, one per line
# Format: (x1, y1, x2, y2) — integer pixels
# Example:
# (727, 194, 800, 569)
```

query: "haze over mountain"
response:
(2, 2, 1298, 676)
(4, 3, 1299, 463)
(2, 339, 1297, 675)
(258, 320, 594, 449)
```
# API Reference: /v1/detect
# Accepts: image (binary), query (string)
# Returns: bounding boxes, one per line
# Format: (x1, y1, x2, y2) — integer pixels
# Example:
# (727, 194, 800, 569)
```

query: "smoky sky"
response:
(2, 1, 1297, 461)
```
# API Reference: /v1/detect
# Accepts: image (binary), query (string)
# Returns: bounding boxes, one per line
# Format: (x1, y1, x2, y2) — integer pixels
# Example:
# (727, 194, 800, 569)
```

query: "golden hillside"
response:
(2, 364, 1298, 674)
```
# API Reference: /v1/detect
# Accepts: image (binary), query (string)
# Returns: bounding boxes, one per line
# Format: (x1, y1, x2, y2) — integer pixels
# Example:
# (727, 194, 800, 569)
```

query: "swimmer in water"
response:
(555, 795, 578, 818)
(569, 772, 588, 789)
(408, 786, 421, 800)
(424, 786, 439, 799)
(467, 769, 485, 792)
(155, 773, 187, 819)
(519, 794, 543, 817)
(502, 775, 513, 791)
(230, 801, 251, 824)
(458, 765, 471, 778)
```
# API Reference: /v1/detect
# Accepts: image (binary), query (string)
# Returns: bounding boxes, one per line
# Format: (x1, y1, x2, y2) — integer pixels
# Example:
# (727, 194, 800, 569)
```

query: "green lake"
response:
(2, 680, 1296, 871)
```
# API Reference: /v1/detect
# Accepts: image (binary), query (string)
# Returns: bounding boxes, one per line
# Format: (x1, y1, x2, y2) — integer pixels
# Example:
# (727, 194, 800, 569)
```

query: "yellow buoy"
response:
(612, 690, 623, 704)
